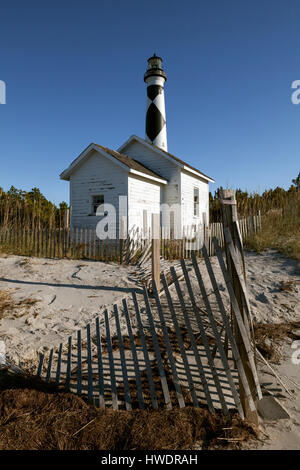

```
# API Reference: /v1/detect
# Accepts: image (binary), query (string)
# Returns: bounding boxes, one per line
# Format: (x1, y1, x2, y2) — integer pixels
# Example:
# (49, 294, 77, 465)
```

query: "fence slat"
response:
(223, 227, 253, 334)
(49, 229, 52, 258)
(66, 335, 72, 388)
(46, 348, 54, 382)
(86, 323, 94, 403)
(95, 317, 105, 408)
(37, 354, 44, 377)
(77, 329, 82, 396)
(114, 304, 132, 411)
(104, 309, 118, 410)
(55, 343, 63, 385)
(122, 298, 145, 409)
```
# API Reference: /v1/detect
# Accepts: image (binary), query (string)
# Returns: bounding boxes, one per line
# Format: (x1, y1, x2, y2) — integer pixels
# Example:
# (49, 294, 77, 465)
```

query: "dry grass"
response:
(244, 194, 300, 262)
(0, 290, 15, 319)
(254, 321, 300, 363)
(0, 289, 39, 319)
(0, 368, 258, 450)
(279, 280, 300, 292)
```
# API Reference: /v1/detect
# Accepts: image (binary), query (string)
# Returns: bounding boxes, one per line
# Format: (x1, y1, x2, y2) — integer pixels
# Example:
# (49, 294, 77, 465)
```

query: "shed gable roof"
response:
(118, 135, 215, 183)
(60, 143, 168, 184)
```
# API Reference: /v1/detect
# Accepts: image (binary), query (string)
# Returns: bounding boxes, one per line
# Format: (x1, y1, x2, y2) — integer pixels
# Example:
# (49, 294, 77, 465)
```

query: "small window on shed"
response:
(92, 195, 104, 215)
(194, 187, 199, 217)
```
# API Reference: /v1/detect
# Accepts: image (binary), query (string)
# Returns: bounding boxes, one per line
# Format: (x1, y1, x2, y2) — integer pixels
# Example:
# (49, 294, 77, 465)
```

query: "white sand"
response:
(0, 255, 140, 365)
(171, 249, 300, 326)
(0, 249, 299, 365)
(244, 250, 300, 324)
(256, 341, 300, 450)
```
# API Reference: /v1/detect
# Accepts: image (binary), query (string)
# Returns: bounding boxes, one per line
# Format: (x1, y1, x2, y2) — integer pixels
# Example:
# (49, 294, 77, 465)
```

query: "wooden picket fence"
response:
(36, 236, 261, 417)
(0, 213, 261, 263)
(129, 213, 261, 264)
(35, 191, 262, 419)
(0, 226, 121, 262)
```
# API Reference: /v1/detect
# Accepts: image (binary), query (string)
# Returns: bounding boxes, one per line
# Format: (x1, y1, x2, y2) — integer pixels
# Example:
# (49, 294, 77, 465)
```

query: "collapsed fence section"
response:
(35, 190, 261, 421)
(36, 238, 261, 419)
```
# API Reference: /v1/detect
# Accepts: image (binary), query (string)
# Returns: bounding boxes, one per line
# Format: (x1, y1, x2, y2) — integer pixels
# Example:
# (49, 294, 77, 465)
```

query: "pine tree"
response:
(292, 172, 300, 189)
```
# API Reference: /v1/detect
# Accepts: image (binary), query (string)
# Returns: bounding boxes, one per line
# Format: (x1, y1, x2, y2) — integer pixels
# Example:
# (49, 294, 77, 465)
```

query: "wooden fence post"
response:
(220, 189, 258, 424)
(64, 209, 70, 229)
(151, 213, 160, 292)
(202, 212, 209, 255)
(258, 210, 261, 231)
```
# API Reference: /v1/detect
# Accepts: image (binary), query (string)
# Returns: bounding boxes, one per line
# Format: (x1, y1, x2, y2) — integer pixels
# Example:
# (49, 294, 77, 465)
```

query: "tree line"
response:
(210, 172, 300, 222)
(1, 171, 299, 228)
(0, 186, 68, 229)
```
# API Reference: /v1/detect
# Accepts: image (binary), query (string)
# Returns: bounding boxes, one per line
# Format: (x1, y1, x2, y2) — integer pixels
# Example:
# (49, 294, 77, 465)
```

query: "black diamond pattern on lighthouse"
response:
(146, 86, 166, 142)
(146, 103, 165, 142)
(147, 85, 163, 101)
(144, 54, 168, 149)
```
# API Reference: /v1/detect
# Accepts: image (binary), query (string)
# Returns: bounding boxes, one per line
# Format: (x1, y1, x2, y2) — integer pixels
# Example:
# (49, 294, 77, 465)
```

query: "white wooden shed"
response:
(60, 134, 214, 236)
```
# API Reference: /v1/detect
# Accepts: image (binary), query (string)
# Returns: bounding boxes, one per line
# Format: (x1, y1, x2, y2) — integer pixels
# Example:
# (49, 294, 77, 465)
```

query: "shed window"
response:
(92, 195, 104, 215)
(194, 188, 199, 217)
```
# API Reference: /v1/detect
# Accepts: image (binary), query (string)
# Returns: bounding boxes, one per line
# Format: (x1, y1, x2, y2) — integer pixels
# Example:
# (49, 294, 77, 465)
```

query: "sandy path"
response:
(0, 255, 141, 365)
(245, 250, 300, 323)
(255, 341, 300, 450)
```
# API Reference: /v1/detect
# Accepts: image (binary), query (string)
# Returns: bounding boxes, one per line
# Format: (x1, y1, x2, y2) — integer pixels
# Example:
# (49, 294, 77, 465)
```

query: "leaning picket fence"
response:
(36, 227, 261, 420)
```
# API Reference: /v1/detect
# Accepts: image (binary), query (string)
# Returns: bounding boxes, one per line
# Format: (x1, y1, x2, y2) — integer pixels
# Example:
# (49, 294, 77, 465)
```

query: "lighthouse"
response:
(144, 54, 168, 151)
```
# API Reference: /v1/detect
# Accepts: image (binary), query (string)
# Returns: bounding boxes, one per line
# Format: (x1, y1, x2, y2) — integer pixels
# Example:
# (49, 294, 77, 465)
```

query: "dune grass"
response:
(0, 289, 39, 319)
(244, 192, 300, 262)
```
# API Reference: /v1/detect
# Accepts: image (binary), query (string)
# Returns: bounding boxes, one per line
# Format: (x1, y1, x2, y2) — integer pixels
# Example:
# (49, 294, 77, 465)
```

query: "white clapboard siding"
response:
(181, 169, 210, 228)
(70, 150, 128, 231)
(121, 140, 181, 210)
(128, 174, 161, 231)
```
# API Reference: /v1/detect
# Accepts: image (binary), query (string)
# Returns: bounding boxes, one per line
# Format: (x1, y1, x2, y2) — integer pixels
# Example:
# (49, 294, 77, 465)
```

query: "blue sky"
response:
(0, 0, 299, 205)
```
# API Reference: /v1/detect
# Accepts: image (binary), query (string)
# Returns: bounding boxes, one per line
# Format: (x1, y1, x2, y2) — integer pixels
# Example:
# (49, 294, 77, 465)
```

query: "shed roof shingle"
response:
(118, 135, 214, 182)
(93, 144, 168, 182)
(140, 138, 213, 181)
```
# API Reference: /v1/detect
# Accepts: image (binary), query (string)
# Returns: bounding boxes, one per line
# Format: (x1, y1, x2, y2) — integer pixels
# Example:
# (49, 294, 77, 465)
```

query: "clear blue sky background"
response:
(0, 0, 299, 205)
